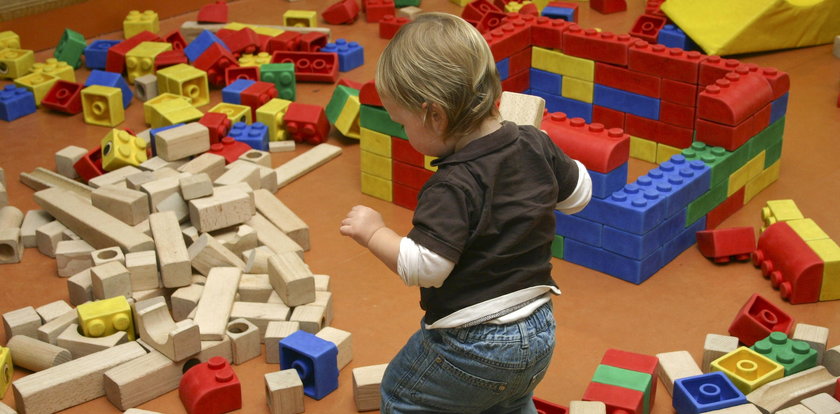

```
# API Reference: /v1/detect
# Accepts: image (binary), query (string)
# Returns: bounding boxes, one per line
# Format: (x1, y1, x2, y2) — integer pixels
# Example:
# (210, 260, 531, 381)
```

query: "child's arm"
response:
(339, 205, 401, 273)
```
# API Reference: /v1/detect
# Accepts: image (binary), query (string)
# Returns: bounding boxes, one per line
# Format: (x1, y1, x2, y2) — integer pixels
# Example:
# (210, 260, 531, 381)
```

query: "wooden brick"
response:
(226, 318, 261, 365)
(268, 251, 315, 306)
(265, 369, 305, 414)
(264, 321, 299, 363)
(254, 189, 309, 251)
(352, 364, 388, 412)
(149, 211, 192, 288)
(194, 267, 242, 340)
(3, 306, 42, 340)
(125, 250, 160, 291)
(90, 261, 132, 300)
(154, 122, 210, 161)
(54, 239, 95, 277)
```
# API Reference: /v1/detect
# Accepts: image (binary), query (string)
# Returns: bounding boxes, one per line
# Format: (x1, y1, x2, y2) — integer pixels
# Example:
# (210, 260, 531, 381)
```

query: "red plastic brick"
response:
(694, 103, 771, 151)
(179, 356, 241, 414)
(393, 160, 433, 190)
(163, 30, 188, 51)
(208, 137, 252, 164)
(629, 14, 666, 44)
(660, 78, 698, 107)
(563, 25, 635, 66)
(519, 3, 539, 16)
(655, 121, 693, 148)
(644, 0, 666, 17)
(624, 113, 658, 140)
(541, 113, 630, 174)
(483, 20, 532, 61)
(199, 112, 232, 145)
(379, 15, 410, 40)
(41, 80, 82, 114)
(267, 32, 302, 54)
(224, 65, 260, 85)
(271, 51, 339, 83)
(754, 222, 824, 305)
(696, 226, 755, 263)
(697, 70, 774, 126)
(628, 40, 704, 84)
(240, 81, 278, 119)
(323, 0, 361, 25)
(462, 0, 501, 25)
(592, 105, 625, 130)
(359, 80, 382, 107)
(658, 100, 695, 129)
(600, 348, 659, 410)
(477, 10, 509, 34)
(391, 137, 424, 167)
(759, 67, 790, 100)
(197, 0, 229, 23)
(154, 50, 188, 71)
(193, 42, 240, 87)
(216, 28, 260, 57)
(594, 62, 660, 98)
(299, 32, 329, 52)
(74, 146, 106, 182)
(364, 0, 396, 23)
(590, 0, 627, 14)
(705, 187, 745, 230)
(699, 56, 744, 87)
(508, 46, 532, 76)
(728, 293, 794, 346)
(284, 102, 330, 144)
(338, 78, 364, 90)
(501, 68, 529, 93)
(392, 181, 419, 210)
(533, 397, 569, 414)
(106, 31, 161, 74)
(583, 381, 643, 414)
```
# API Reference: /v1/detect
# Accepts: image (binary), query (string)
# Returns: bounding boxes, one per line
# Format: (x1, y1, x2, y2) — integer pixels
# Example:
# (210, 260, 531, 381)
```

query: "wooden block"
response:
(243, 245, 277, 274)
(746, 366, 837, 414)
(55, 145, 88, 179)
(37, 310, 78, 345)
(274, 143, 342, 189)
(289, 305, 325, 334)
(20, 167, 93, 200)
(264, 321, 299, 363)
(0, 182, 5, 209)
(239, 149, 272, 167)
(149, 211, 192, 288)
(703, 333, 740, 372)
(103, 349, 182, 411)
(254, 189, 309, 251)
(211, 224, 257, 257)
(12, 341, 146, 414)
(67, 268, 94, 306)
(802, 393, 840, 414)
(312, 291, 334, 325)
(6, 335, 72, 372)
(54, 239, 95, 277)
(708, 405, 763, 414)
(268, 251, 315, 306)
(140, 175, 186, 213)
(34, 188, 155, 252)
(823, 345, 840, 376)
(655, 350, 703, 396)
(155, 191, 189, 223)
(139, 156, 187, 172)
(88, 166, 143, 189)
(352, 363, 388, 412)
(570, 400, 608, 414)
(34, 300, 73, 324)
(3, 306, 42, 340)
(56, 323, 129, 359)
(178, 152, 226, 181)
(313, 274, 330, 292)
(187, 233, 247, 276)
(133, 296, 201, 361)
(316, 326, 352, 370)
(171, 284, 203, 322)
(0, 402, 15, 414)
(194, 267, 242, 340)
(90, 261, 132, 300)
(154, 122, 211, 161)
(499, 91, 546, 128)
(793, 323, 830, 364)
(131, 287, 170, 302)
(126, 171, 156, 192)
(0, 206, 23, 263)
(265, 369, 305, 414)
(91, 185, 150, 225)
(230, 302, 290, 343)
(226, 318, 261, 365)
(125, 250, 160, 291)
(189, 186, 254, 232)
(90, 246, 125, 267)
(62, 228, 80, 240)
(35, 219, 65, 258)
(179, 173, 213, 200)
(397, 5, 423, 19)
(239, 273, 273, 302)
(269, 140, 295, 153)
(775, 405, 815, 414)
(20, 210, 52, 248)
(153, 167, 184, 180)
(125, 409, 164, 414)
(216, 160, 261, 190)
(181, 223, 199, 244)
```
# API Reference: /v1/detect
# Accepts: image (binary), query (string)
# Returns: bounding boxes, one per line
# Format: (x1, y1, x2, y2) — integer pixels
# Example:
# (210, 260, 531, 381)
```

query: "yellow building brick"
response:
(239, 52, 272, 68)
(101, 129, 148, 171)
(335, 95, 361, 139)
(223, 22, 284, 37)
(505, 1, 533, 13)
(209, 102, 252, 124)
(14, 72, 59, 106)
(787, 218, 830, 242)
(630, 136, 657, 163)
(361, 172, 392, 202)
(424, 155, 438, 172)
(361, 150, 392, 180)
(123, 10, 160, 38)
(125, 41, 172, 83)
(0, 31, 21, 50)
(143, 92, 191, 125)
(81, 85, 125, 127)
(760, 195, 801, 230)
(745, 160, 781, 207)
(156, 63, 209, 107)
(0, 48, 35, 79)
(283, 10, 318, 27)
(532, 47, 594, 81)
(728, 151, 766, 196)
(561, 77, 594, 103)
(711, 347, 784, 394)
(360, 127, 391, 158)
(656, 143, 682, 164)
(257, 98, 292, 141)
(809, 238, 840, 301)
(150, 99, 202, 129)
(31, 58, 75, 82)
(77, 296, 135, 340)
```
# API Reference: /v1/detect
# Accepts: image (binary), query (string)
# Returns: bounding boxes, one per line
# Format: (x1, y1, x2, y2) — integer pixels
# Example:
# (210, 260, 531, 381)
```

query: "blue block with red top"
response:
(222, 79, 256, 105)
(589, 162, 628, 199)
(0, 85, 37, 122)
(564, 238, 664, 284)
(85, 70, 133, 108)
(594, 84, 660, 120)
(673, 372, 746, 414)
(280, 330, 339, 400)
(185, 30, 230, 62)
(320, 39, 364, 72)
(228, 121, 269, 151)
(84, 40, 120, 70)
(555, 210, 603, 247)
(530, 68, 563, 95)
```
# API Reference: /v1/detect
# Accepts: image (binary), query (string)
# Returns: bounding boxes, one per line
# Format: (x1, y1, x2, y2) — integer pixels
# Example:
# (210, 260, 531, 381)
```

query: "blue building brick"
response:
(594, 84, 660, 120)
(222, 79, 256, 105)
(770, 92, 788, 124)
(184, 30, 230, 63)
(657, 24, 700, 52)
(229, 121, 269, 151)
(85, 69, 133, 108)
(0, 85, 37, 122)
(602, 209, 686, 260)
(589, 162, 628, 199)
(663, 216, 706, 263)
(280, 330, 339, 400)
(555, 210, 603, 247)
(541, 6, 576, 22)
(530, 89, 593, 122)
(647, 156, 711, 218)
(673, 372, 746, 414)
(84, 40, 120, 70)
(496, 57, 510, 81)
(577, 181, 670, 235)
(564, 238, 664, 284)
(529, 68, 563, 95)
(149, 123, 184, 156)
(321, 39, 364, 72)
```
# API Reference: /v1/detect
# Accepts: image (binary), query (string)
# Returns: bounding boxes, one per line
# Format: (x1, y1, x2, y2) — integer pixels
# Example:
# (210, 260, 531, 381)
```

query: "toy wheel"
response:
(780, 282, 792, 300)
(751, 250, 764, 267)
(760, 260, 774, 278)
(770, 271, 783, 289)
(714, 256, 731, 264)
(734, 254, 751, 262)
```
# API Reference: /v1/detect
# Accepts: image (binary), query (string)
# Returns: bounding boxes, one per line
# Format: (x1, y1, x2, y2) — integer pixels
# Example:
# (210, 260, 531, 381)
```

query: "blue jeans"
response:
(381, 302, 556, 414)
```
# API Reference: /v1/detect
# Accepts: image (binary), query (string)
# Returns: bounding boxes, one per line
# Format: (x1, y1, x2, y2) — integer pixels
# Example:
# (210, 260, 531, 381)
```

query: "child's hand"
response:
(339, 205, 386, 247)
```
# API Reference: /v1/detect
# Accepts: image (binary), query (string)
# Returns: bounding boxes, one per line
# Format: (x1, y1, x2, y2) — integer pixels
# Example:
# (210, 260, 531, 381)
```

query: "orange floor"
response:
(2, 0, 840, 413)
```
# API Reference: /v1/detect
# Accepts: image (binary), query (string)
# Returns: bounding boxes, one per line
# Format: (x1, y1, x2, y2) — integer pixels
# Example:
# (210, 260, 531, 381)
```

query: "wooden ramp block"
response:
(34, 300, 73, 324)
(656, 350, 703, 396)
(12, 341, 147, 414)
(133, 296, 201, 361)
(149, 211, 192, 288)
(103, 349, 182, 411)
(274, 143, 342, 189)
(37, 310, 77, 345)
(352, 363, 388, 412)
(20, 167, 93, 200)
(194, 267, 242, 340)
(254, 189, 310, 251)
(746, 366, 837, 414)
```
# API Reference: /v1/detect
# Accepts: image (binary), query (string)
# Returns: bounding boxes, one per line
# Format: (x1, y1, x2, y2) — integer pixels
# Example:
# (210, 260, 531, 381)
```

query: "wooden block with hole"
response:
(498, 91, 546, 128)
(103, 348, 182, 411)
(265, 369, 305, 414)
(125, 250, 160, 291)
(55, 239, 95, 277)
(793, 323, 829, 364)
(746, 366, 837, 414)
(91, 185, 151, 225)
(316, 326, 352, 370)
(188, 186, 255, 233)
(3, 306, 42, 340)
(154, 122, 210, 161)
(193, 267, 241, 340)
(0, 206, 23, 264)
(133, 296, 201, 361)
(149, 211, 192, 288)
(226, 318, 261, 365)
(55, 145, 88, 179)
(178, 153, 226, 181)
(56, 323, 129, 359)
(656, 350, 703, 396)
(34, 300, 73, 324)
(90, 261, 132, 300)
(91, 246, 125, 267)
(268, 251, 315, 306)
(239, 149, 272, 167)
(254, 189, 309, 251)
(265, 321, 299, 363)
(230, 302, 290, 342)
(187, 233, 247, 276)
(20, 209, 52, 248)
(704, 333, 740, 373)
(7, 335, 72, 372)
(179, 173, 213, 200)
(352, 364, 388, 412)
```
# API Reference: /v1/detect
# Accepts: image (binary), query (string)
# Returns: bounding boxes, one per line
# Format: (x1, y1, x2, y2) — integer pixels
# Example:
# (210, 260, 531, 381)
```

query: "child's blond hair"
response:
(376, 12, 501, 141)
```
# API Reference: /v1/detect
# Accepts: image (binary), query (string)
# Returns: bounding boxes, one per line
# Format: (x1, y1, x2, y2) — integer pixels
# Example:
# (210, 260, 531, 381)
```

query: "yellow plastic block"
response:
(256, 98, 292, 141)
(809, 238, 840, 301)
(123, 10, 160, 38)
(209, 102, 252, 124)
(728, 151, 766, 197)
(360, 127, 391, 158)
(125, 41, 172, 83)
(0, 48, 35, 79)
(450, 0, 471, 6)
(787, 218, 830, 242)
(532, 47, 594, 81)
(361, 150, 392, 180)
(745, 160, 780, 207)
(238, 52, 272, 68)
(661, 0, 840, 56)
(101, 129, 149, 171)
(156, 63, 209, 107)
(630, 136, 657, 163)
(143, 92, 191, 125)
(31, 58, 75, 82)
(561, 77, 594, 103)
(656, 143, 682, 164)
(223, 22, 284, 37)
(0, 345, 12, 398)
(361, 172, 392, 202)
(0, 31, 21, 50)
(149, 98, 202, 129)
(14, 72, 59, 106)
(505, 1, 533, 13)
(424, 155, 438, 172)
(761, 197, 802, 230)
(283, 10, 318, 27)
(335, 95, 361, 139)
(76, 296, 135, 341)
(82, 85, 125, 127)
(711, 346, 784, 394)
(531, 0, 549, 11)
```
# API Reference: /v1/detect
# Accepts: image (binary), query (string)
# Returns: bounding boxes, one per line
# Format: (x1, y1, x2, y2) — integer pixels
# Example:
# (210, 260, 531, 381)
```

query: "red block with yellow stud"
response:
(179, 356, 242, 414)
(76, 295, 136, 341)
(101, 128, 149, 171)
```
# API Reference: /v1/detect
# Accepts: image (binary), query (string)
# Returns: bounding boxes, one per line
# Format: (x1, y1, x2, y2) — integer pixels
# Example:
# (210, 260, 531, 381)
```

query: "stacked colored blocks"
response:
(583, 349, 658, 414)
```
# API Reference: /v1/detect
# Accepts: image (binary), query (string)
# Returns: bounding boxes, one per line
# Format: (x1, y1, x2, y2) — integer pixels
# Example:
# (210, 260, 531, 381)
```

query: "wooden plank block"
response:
(187, 233, 247, 276)
(177, 153, 226, 181)
(247, 213, 304, 258)
(20, 210, 52, 248)
(570, 401, 608, 414)
(7, 335, 72, 372)
(776, 405, 815, 414)
(793, 323, 830, 364)
(91, 185, 150, 225)
(188, 186, 255, 233)
(352, 364, 388, 412)
(499, 91, 546, 128)
(254, 189, 310, 251)
(746, 366, 837, 414)
(103, 349, 182, 411)
(193, 267, 242, 340)
(56, 323, 129, 359)
(269, 140, 295, 153)
(20, 167, 93, 200)
(37, 310, 77, 345)
(265, 369, 305, 414)
(149, 211, 192, 288)
(34, 188, 155, 252)
(274, 143, 342, 189)
(88, 166, 143, 189)
(802, 393, 840, 414)
(655, 350, 703, 396)
(12, 341, 146, 414)
(703, 333, 740, 372)
(139, 156, 187, 172)
(154, 123, 211, 161)
(133, 296, 201, 362)
(268, 251, 314, 306)
(180, 173, 213, 200)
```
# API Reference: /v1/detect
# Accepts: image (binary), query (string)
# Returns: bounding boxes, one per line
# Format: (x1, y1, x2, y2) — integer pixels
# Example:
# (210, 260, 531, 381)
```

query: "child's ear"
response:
(428, 103, 448, 135)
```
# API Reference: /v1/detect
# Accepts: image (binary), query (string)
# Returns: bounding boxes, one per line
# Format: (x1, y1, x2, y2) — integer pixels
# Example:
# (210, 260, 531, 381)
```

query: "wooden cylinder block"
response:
(7, 335, 72, 372)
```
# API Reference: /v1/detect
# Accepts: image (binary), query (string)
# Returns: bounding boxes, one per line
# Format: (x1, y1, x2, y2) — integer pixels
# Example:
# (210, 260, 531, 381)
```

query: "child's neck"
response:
(453, 116, 503, 152)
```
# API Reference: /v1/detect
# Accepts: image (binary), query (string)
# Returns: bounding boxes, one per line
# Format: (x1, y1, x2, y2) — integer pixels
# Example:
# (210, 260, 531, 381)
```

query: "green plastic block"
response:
(749, 117, 785, 160)
(54, 29, 86, 69)
(751, 332, 817, 375)
(260, 63, 296, 101)
(326, 85, 359, 124)
(360, 104, 407, 139)
(551, 234, 564, 259)
(686, 182, 727, 226)
(592, 365, 653, 414)
(395, 0, 421, 6)
(682, 142, 744, 187)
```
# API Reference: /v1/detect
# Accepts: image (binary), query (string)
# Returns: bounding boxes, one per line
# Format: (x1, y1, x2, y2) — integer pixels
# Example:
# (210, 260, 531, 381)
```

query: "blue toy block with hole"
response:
(673, 372, 746, 414)
(0, 85, 37, 122)
(149, 123, 184, 156)
(320, 39, 364, 72)
(222, 79, 256, 105)
(184, 30, 230, 62)
(589, 162, 628, 199)
(770, 93, 788, 124)
(663, 216, 706, 263)
(594, 84, 660, 120)
(84, 40, 120, 70)
(602, 209, 686, 260)
(541, 6, 576, 22)
(229, 121, 269, 151)
(576, 181, 669, 235)
(657, 24, 700, 52)
(497, 57, 510, 81)
(279, 330, 339, 400)
(555, 210, 603, 247)
(85, 69, 133, 108)
(564, 238, 664, 284)
(530, 68, 563, 95)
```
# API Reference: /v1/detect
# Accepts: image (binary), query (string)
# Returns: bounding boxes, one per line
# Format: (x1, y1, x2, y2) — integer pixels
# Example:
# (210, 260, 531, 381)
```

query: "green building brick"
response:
(551, 234, 564, 259)
(360, 104, 407, 139)
(686, 182, 728, 226)
(54, 29, 86, 69)
(751, 331, 817, 375)
(681, 142, 744, 187)
(592, 364, 653, 414)
(749, 117, 785, 161)
(260, 63, 296, 101)
(326, 85, 359, 125)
